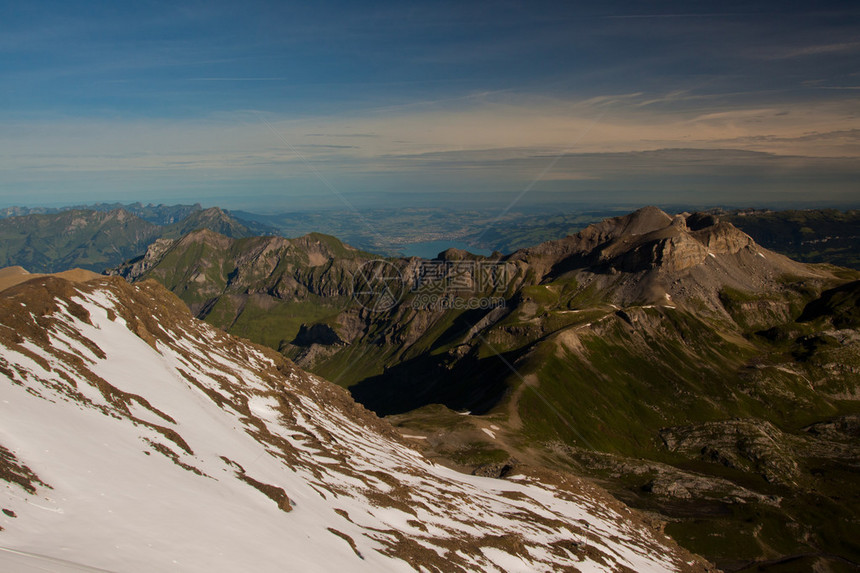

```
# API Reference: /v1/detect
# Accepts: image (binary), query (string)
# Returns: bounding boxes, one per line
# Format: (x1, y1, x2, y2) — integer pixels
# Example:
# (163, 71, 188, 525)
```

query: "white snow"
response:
(0, 282, 690, 573)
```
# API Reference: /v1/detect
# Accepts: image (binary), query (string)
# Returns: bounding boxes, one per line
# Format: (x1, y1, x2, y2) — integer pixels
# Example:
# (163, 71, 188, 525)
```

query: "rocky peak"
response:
(688, 217, 755, 256)
(437, 247, 473, 261)
(107, 238, 177, 281)
(168, 207, 261, 239)
(594, 207, 761, 273)
(105, 208, 131, 222)
(518, 207, 776, 275)
(195, 206, 231, 221)
(176, 227, 234, 249)
(501, 206, 827, 312)
(616, 205, 676, 236)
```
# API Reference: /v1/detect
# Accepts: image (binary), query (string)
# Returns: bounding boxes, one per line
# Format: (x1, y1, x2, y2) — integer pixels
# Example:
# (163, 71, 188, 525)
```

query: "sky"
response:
(1, 0, 858, 211)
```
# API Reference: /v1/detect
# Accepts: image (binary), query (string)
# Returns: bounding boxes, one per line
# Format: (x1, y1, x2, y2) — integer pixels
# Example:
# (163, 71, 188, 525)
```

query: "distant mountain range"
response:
(0, 206, 276, 273)
(0, 201, 203, 225)
(4, 202, 857, 269)
(721, 208, 860, 269)
(108, 206, 860, 570)
(0, 269, 708, 571)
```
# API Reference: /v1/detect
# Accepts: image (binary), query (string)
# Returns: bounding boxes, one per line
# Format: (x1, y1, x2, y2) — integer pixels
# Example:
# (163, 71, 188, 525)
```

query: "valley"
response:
(101, 206, 860, 571)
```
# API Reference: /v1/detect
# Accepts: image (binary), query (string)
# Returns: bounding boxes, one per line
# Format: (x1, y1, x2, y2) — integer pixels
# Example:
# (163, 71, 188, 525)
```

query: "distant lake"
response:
(398, 240, 492, 259)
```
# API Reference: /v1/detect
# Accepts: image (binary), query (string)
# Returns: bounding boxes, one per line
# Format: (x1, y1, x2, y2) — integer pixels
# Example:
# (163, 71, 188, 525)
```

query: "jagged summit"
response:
(583, 208, 759, 273)
(0, 273, 708, 572)
(169, 206, 265, 239)
(511, 206, 755, 268)
(436, 247, 480, 261)
(177, 225, 237, 248)
(105, 229, 376, 344)
(181, 206, 237, 228)
(601, 205, 675, 237)
(114, 229, 359, 274)
(506, 206, 820, 307)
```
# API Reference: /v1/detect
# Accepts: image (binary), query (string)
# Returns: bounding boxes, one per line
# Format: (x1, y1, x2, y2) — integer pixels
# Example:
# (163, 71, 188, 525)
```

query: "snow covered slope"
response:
(0, 275, 709, 572)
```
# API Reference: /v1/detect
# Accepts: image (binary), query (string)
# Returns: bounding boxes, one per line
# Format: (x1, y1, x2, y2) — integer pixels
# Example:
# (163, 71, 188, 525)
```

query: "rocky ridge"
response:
(508, 206, 818, 311)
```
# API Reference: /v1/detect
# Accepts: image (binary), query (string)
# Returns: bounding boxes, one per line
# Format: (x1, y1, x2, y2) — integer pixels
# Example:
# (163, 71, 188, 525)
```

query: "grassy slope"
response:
(480, 275, 860, 570)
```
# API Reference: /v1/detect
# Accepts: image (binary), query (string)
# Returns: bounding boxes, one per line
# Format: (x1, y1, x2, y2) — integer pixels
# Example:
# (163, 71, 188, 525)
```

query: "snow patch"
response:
(0, 283, 692, 573)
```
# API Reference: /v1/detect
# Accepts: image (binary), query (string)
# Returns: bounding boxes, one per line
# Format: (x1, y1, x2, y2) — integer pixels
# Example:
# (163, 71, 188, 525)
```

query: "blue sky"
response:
(1, 0, 858, 210)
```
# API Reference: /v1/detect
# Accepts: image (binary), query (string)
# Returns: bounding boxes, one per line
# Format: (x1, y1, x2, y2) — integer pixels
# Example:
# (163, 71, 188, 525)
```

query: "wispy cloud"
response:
(305, 133, 379, 138)
(2, 90, 858, 192)
(604, 12, 753, 19)
(187, 77, 293, 82)
(1, 1, 858, 207)
(760, 42, 860, 60)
